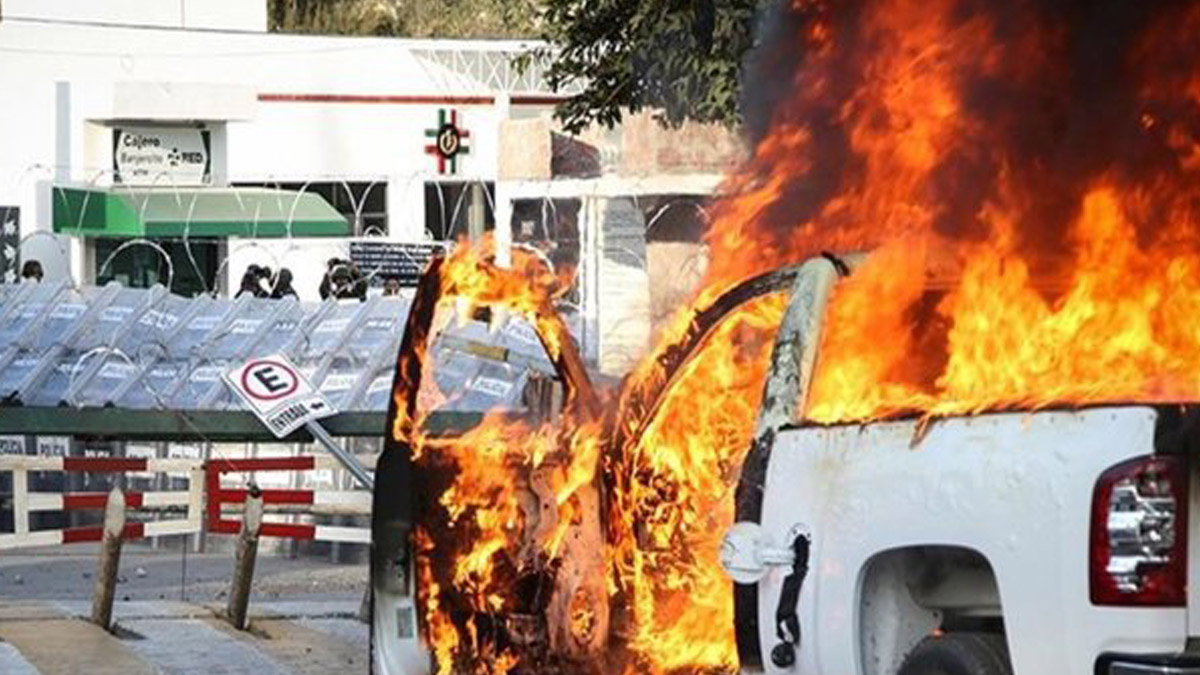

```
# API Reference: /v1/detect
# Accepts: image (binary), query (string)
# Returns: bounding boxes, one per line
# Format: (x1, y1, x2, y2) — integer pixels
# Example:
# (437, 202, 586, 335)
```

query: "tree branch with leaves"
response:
(529, 0, 765, 133)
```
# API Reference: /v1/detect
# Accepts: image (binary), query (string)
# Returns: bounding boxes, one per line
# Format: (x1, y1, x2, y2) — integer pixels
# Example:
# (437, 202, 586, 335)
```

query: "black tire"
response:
(897, 632, 1013, 675)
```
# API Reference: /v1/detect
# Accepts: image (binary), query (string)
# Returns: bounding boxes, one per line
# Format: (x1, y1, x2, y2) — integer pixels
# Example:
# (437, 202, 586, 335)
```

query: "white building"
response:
(0, 0, 743, 373)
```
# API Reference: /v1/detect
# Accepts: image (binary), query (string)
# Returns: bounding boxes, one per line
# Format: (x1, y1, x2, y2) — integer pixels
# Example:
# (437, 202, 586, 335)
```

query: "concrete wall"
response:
(615, 112, 745, 176)
(497, 117, 554, 181)
(499, 110, 745, 182)
(588, 197, 651, 376)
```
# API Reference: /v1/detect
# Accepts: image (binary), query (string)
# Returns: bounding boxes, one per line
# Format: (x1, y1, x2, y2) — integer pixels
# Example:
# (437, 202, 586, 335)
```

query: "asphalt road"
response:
(0, 543, 367, 603)
(0, 543, 372, 674)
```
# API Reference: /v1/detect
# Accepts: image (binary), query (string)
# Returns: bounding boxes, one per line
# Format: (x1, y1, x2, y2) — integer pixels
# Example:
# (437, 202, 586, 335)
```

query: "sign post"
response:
(224, 354, 373, 490)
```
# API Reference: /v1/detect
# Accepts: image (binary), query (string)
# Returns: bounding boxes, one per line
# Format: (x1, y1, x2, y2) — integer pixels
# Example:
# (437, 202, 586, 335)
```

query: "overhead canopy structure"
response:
(52, 186, 350, 238)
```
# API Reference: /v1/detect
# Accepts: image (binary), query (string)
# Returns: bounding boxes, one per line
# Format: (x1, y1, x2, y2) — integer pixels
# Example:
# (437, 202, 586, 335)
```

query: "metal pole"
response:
(358, 585, 371, 624)
(227, 487, 264, 631)
(196, 442, 210, 554)
(152, 442, 165, 551)
(305, 421, 373, 491)
(91, 487, 125, 631)
(180, 534, 187, 602)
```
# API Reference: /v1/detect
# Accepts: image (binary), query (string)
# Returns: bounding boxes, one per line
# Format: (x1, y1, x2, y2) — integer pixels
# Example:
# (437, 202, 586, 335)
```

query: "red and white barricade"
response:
(0, 456, 204, 550)
(205, 455, 373, 544)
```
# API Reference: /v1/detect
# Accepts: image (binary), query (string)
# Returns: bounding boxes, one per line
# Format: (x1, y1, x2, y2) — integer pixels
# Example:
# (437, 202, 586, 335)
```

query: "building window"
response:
(94, 237, 222, 297)
(235, 181, 387, 236)
(424, 182, 495, 241)
(510, 197, 580, 264)
(510, 198, 581, 304)
(640, 195, 710, 243)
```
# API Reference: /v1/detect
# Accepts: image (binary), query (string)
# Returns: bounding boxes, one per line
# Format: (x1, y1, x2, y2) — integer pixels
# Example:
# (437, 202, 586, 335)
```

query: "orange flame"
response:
(609, 293, 787, 672)
(403, 1, 1200, 672)
(406, 239, 787, 673)
(730, 1, 1200, 423)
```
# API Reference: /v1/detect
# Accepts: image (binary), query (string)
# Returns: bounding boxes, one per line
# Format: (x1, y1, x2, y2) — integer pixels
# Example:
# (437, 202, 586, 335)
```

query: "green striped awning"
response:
(52, 187, 350, 238)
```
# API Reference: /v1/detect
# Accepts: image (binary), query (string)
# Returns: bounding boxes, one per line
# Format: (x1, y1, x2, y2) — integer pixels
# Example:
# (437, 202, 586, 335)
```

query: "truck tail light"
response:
(1090, 454, 1188, 606)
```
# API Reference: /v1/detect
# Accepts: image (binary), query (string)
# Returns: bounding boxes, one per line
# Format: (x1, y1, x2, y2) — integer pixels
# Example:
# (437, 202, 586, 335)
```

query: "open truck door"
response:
(370, 253, 600, 675)
(371, 245, 823, 674)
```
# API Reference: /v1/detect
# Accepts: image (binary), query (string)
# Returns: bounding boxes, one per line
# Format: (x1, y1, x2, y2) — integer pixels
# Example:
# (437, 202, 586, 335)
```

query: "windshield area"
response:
(424, 308, 563, 416)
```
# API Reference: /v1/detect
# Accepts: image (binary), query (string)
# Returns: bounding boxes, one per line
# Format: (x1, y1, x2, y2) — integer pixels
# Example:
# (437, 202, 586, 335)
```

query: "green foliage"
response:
(530, 0, 763, 133)
(269, 0, 764, 132)
(268, 0, 540, 39)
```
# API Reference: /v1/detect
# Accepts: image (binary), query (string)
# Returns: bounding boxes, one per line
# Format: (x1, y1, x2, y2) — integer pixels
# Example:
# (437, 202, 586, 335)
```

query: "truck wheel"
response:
(896, 633, 1012, 675)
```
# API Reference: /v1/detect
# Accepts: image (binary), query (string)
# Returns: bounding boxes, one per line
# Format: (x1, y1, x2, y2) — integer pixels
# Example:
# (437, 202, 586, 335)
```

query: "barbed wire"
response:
(8, 159, 717, 382)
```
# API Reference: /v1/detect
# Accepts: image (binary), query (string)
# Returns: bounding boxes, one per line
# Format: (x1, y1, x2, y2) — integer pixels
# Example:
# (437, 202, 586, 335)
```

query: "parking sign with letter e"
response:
(224, 354, 337, 438)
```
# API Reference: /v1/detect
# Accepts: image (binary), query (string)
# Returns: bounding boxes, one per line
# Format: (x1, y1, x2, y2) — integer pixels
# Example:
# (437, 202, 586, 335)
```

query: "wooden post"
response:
(90, 487, 125, 631)
(358, 585, 371, 624)
(226, 488, 264, 631)
(12, 469, 28, 537)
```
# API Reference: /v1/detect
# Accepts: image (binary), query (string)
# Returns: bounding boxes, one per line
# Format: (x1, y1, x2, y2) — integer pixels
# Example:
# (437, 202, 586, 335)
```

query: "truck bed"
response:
(752, 405, 1189, 675)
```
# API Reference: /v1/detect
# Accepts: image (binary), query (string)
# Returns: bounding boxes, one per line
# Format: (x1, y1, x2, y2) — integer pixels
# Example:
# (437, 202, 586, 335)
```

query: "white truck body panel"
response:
(757, 406, 1185, 675)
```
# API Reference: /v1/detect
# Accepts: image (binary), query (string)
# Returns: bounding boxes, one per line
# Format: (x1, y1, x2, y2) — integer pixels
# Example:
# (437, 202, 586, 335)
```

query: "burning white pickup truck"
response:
(361, 0, 1200, 671)
(718, 257, 1197, 675)
(370, 247, 1200, 675)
